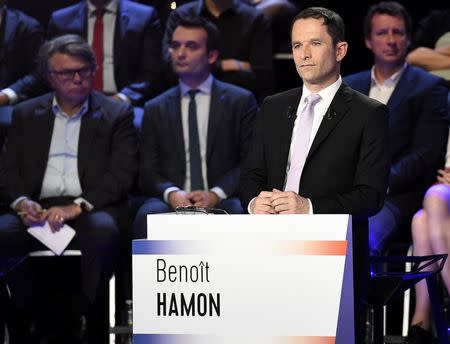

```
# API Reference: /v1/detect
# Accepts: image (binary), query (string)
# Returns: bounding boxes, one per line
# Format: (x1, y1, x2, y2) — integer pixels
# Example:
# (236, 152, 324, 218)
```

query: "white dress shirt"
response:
(163, 74, 227, 203)
(368, 63, 406, 105)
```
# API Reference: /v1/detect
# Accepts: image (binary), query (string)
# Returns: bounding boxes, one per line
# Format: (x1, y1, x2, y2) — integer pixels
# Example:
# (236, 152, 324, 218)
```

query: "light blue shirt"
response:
(39, 97, 88, 199)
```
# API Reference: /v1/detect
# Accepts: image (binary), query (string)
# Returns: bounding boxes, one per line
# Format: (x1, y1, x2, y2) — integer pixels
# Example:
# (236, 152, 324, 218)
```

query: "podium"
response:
(133, 214, 355, 344)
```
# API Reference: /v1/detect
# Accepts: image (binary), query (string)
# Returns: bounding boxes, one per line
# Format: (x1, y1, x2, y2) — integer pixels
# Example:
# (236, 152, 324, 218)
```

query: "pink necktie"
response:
(284, 93, 321, 192)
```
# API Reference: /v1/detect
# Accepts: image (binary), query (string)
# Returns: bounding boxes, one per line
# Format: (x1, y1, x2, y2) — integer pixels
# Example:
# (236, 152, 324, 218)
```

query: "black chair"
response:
(366, 254, 448, 344)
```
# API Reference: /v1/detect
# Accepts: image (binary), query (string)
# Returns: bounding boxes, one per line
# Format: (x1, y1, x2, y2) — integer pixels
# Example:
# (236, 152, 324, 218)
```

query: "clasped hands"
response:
(251, 188, 310, 214)
(437, 167, 450, 185)
(168, 190, 220, 209)
(15, 199, 82, 232)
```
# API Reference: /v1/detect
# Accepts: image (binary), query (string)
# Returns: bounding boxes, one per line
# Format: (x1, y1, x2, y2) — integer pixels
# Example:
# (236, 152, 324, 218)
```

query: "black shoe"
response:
(407, 325, 434, 344)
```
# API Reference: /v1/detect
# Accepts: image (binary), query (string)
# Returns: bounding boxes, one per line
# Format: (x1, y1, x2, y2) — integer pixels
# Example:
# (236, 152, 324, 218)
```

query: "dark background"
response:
(7, 0, 450, 83)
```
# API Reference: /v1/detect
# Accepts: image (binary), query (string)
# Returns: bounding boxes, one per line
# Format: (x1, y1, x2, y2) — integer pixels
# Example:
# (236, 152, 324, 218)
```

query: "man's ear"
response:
(208, 49, 219, 65)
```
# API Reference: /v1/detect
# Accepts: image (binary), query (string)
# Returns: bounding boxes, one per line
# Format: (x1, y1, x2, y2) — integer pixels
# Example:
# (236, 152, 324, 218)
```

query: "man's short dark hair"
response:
(363, 1, 412, 39)
(291, 7, 345, 45)
(37, 34, 96, 77)
(172, 16, 220, 52)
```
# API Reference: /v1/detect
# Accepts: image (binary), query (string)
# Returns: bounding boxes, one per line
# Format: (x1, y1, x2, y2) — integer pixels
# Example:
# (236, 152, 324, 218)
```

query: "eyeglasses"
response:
(49, 67, 94, 81)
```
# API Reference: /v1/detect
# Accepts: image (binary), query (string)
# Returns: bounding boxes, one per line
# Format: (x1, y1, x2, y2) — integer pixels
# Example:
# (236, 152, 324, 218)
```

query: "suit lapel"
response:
(206, 80, 225, 161)
(279, 89, 302, 175)
(114, 0, 128, 72)
(32, 96, 55, 181)
(0, 10, 14, 63)
(307, 84, 350, 158)
(78, 93, 102, 181)
(386, 65, 412, 113)
(67, 3, 87, 38)
(168, 87, 185, 164)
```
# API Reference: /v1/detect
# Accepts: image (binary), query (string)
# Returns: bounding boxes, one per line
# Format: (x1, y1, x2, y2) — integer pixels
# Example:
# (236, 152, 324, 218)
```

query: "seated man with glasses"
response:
(0, 34, 138, 343)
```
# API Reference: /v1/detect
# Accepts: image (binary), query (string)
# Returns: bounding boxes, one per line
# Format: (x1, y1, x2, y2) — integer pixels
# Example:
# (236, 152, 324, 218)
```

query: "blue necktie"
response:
(188, 89, 204, 190)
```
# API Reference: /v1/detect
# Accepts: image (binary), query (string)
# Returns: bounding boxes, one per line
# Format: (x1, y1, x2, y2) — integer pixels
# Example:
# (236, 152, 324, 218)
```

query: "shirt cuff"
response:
(247, 197, 256, 214)
(74, 197, 94, 212)
(1, 88, 18, 104)
(210, 187, 227, 200)
(307, 198, 313, 214)
(163, 186, 181, 204)
(11, 196, 28, 211)
(116, 92, 131, 104)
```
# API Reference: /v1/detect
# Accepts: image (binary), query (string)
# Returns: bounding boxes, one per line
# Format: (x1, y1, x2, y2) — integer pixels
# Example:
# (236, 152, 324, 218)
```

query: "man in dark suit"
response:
(0, 34, 138, 343)
(47, 0, 163, 110)
(0, 0, 45, 149)
(164, 0, 273, 102)
(344, 2, 449, 256)
(240, 8, 389, 343)
(133, 16, 257, 239)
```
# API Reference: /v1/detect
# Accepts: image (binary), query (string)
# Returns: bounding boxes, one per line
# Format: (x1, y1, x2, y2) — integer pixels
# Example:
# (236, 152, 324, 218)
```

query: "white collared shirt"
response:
(87, 0, 118, 94)
(368, 63, 406, 105)
(163, 74, 227, 203)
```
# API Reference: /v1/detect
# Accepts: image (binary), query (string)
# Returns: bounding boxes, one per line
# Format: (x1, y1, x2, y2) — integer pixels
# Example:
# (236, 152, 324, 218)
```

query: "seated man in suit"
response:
(344, 1, 449, 255)
(133, 16, 258, 239)
(0, 34, 138, 343)
(0, 0, 45, 148)
(164, 0, 273, 102)
(48, 0, 164, 127)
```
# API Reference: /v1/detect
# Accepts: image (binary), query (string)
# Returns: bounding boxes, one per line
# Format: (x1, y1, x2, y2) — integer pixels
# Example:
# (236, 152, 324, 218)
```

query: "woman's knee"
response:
(423, 184, 450, 217)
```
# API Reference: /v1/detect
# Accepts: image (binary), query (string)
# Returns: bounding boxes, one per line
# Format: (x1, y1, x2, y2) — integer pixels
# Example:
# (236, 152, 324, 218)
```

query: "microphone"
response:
(286, 106, 296, 119)
(324, 108, 336, 120)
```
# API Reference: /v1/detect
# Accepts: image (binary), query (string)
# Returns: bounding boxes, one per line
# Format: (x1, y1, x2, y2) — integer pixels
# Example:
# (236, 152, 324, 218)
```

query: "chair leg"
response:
(373, 305, 384, 344)
(426, 275, 449, 344)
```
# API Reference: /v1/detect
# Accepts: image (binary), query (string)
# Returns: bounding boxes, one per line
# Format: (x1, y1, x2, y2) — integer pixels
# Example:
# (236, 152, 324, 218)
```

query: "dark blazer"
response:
(240, 83, 390, 217)
(0, 7, 45, 101)
(345, 65, 449, 218)
(47, 0, 163, 106)
(140, 78, 258, 198)
(2, 92, 138, 209)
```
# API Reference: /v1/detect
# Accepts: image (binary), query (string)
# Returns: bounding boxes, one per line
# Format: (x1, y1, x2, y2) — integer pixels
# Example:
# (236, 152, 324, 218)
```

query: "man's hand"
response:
(437, 168, 450, 185)
(111, 94, 124, 102)
(168, 190, 193, 209)
(40, 204, 82, 233)
(187, 190, 219, 208)
(0, 92, 10, 106)
(251, 190, 276, 214)
(220, 59, 251, 72)
(271, 188, 310, 214)
(15, 199, 45, 226)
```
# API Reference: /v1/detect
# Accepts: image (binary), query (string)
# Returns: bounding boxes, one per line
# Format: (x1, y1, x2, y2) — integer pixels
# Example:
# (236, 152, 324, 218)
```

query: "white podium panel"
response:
(133, 215, 355, 344)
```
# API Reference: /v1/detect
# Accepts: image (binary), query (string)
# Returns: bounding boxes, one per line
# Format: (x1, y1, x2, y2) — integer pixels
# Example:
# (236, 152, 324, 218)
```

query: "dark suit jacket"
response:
(345, 65, 449, 219)
(0, 7, 45, 101)
(163, 0, 273, 101)
(2, 92, 138, 209)
(140, 78, 258, 198)
(47, 0, 163, 106)
(240, 83, 390, 217)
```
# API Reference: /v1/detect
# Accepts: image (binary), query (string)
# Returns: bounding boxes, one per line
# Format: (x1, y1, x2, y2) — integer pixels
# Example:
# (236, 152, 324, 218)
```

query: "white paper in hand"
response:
(27, 222, 76, 256)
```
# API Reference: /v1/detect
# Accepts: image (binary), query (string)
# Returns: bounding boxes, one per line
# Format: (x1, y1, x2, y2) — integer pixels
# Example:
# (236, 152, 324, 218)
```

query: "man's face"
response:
(47, 53, 93, 105)
(169, 26, 218, 81)
(365, 14, 409, 68)
(291, 18, 347, 91)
